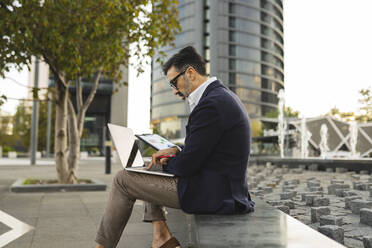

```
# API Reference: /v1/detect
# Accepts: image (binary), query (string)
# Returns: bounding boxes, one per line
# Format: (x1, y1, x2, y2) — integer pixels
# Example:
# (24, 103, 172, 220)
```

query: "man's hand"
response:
(147, 147, 179, 170)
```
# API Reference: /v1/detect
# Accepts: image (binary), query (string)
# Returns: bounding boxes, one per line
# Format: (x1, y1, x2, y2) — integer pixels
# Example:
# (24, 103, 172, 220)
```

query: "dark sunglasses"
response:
(168, 67, 189, 90)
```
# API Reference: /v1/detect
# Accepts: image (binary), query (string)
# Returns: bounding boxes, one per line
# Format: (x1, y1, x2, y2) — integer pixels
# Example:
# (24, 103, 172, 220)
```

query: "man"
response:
(95, 46, 254, 248)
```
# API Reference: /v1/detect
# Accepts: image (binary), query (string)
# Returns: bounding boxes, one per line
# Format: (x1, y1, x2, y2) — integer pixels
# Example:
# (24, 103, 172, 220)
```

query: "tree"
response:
(327, 88, 372, 123)
(12, 91, 56, 153)
(265, 106, 300, 118)
(357, 87, 372, 122)
(1, 0, 181, 183)
(0, 94, 6, 106)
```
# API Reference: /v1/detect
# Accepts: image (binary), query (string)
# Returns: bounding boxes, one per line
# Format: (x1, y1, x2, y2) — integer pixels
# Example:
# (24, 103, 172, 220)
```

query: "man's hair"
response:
(162, 46, 207, 76)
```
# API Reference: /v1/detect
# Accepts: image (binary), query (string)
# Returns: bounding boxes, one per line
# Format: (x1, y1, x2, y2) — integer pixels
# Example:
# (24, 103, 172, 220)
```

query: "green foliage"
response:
(0, 0, 181, 85)
(357, 87, 372, 122)
(265, 106, 300, 118)
(22, 178, 92, 185)
(2, 90, 56, 153)
(0, 94, 6, 106)
(327, 88, 372, 122)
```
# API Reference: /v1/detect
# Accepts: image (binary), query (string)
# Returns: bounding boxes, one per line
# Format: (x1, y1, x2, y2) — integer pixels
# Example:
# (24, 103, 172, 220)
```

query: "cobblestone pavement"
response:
(248, 163, 372, 248)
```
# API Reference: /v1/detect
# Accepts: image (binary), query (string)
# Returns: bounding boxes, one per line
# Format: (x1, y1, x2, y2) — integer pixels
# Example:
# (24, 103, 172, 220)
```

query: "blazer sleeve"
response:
(164, 99, 223, 177)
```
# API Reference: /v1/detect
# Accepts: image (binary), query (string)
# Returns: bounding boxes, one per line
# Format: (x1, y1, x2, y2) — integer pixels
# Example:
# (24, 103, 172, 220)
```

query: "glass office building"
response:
(151, 0, 284, 139)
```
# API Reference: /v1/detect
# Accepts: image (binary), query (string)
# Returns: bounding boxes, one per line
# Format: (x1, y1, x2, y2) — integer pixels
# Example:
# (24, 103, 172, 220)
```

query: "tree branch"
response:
(41, 52, 68, 89)
(76, 75, 83, 112)
(77, 69, 102, 136)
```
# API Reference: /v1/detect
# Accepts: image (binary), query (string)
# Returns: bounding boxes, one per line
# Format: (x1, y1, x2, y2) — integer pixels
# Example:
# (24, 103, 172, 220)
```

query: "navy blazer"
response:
(164, 80, 255, 214)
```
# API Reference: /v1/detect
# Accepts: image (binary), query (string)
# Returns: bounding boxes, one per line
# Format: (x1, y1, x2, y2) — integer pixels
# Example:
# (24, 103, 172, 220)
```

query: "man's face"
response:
(166, 66, 190, 100)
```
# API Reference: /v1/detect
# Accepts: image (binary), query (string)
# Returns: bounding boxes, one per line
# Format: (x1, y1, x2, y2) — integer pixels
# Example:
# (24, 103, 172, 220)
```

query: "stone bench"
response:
(191, 198, 346, 247)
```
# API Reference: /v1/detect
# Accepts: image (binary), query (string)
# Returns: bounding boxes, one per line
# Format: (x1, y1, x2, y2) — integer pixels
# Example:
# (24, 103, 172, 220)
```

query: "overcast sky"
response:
(1, 0, 371, 134)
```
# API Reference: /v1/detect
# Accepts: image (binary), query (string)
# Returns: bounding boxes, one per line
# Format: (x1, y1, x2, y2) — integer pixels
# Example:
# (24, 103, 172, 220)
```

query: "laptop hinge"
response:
(126, 140, 139, 168)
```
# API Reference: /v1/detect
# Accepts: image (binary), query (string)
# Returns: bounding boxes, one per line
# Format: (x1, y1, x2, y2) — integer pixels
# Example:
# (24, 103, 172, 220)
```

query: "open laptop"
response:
(107, 123, 174, 177)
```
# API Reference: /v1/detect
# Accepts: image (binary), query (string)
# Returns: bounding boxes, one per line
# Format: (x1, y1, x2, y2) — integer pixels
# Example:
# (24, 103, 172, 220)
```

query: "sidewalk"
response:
(0, 158, 192, 248)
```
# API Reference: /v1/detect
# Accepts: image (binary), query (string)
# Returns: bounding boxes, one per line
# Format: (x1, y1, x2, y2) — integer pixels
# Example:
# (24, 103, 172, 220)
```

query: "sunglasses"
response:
(167, 67, 189, 90)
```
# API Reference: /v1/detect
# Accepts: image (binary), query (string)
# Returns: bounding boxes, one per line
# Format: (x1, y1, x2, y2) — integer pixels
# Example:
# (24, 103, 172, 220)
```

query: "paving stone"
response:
(317, 225, 344, 244)
(360, 170, 369, 175)
(250, 190, 264, 196)
(282, 185, 296, 192)
(307, 181, 321, 188)
(336, 167, 348, 173)
(298, 164, 306, 170)
(311, 207, 331, 223)
(355, 183, 369, 191)
(313, 197, 330, 207)
(276, 205, 290, 214)
(328, 184, 350, 195)
(284, 179, 300, 185)
(305, 195, 318, 206)
(248, 183, 256, 189)
(280, 191, 297, 200)
(363, 236, 372, 248)
(266, 182, 277, 188)
(360, 208, 372, 226)
(345, 196, 363, 209)
(291, 168, 303, 174)
(309, 186, 323, 192)
(301, 192, 312, 202)
(319, 215, 343, 226)
(352, 175, 361, 180)
(344, 238, 364, 248)
(331, 179, 344, 184)
(335, 189, 347, 197)
(308, 164, 319, 171)
(269, 200, 295, 209)
(350, 200, 372, 214)
(344, 191, 359, 197)
(263, 187, 273, 193)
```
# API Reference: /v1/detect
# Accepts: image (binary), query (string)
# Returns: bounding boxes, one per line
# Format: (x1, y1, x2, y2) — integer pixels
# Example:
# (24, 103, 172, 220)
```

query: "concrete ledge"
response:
(192, 198, 346, 247)
(250, 157, 372, 173)
(10, 178, 107, 193)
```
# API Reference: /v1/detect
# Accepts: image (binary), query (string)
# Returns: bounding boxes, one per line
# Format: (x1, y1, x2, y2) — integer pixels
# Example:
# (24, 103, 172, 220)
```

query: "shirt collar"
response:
(188, 76, 217, 112)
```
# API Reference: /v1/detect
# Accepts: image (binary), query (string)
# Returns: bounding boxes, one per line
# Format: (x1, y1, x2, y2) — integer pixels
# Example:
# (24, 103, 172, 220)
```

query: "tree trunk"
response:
(54, 70, 101, 184)
(66, 99, 80, 184)
(54, 81, 69, 183)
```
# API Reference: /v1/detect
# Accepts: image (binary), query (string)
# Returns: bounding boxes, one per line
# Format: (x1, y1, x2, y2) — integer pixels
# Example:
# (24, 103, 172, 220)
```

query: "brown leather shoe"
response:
(159, 237, 180, 248)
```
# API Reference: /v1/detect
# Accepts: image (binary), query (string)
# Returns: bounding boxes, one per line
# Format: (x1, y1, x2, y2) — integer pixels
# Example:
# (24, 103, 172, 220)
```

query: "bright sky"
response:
(1, 1, 371, 132)
(284, 0, 372, 117)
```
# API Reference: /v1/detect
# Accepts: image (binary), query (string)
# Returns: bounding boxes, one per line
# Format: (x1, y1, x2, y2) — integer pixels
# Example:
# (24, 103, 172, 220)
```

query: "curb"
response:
(10, 178, 107, 192)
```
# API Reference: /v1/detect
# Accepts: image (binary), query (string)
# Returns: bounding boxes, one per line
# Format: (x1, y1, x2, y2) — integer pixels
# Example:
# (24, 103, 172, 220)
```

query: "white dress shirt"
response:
(188, 77, 217, 113)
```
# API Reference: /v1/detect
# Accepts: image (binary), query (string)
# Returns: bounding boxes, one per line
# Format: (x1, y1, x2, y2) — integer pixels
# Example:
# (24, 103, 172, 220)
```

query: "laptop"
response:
(107, 123, 175, 177)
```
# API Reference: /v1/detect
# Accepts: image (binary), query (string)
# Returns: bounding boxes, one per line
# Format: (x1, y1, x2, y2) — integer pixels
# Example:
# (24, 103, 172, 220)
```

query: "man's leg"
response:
(95, 170, 180, 248)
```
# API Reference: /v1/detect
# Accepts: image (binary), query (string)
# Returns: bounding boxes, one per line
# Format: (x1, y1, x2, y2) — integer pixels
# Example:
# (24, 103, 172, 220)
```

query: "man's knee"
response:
(113, 170, 129, 189)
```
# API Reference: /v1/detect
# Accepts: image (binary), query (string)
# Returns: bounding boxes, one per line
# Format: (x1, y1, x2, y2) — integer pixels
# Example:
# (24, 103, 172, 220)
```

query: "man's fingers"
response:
(147, 154, 156, 170)
(146, 160, 154, 170)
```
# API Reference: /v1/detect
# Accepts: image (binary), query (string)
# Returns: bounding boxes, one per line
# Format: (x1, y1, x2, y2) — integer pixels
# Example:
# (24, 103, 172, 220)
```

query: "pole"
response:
(104, 126, 111, 174)
(46, 96, 52, 158)
(30, 57, 39, 165)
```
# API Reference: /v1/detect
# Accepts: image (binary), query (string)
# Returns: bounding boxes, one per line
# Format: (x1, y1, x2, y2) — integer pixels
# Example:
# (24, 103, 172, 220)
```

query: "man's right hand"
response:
(147, 147, 179, 170)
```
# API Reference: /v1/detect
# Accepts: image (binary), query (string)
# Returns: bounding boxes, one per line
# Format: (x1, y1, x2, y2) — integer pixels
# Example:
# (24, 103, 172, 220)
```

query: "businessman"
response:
(95, 46, 254, 248)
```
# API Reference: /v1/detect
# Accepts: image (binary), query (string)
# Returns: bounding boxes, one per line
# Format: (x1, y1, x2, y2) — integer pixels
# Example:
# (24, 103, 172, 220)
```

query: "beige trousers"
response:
(95, 170, 180, 248)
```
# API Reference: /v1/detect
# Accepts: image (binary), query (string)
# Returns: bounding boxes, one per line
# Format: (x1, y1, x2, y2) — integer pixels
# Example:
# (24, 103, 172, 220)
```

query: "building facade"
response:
(151, 0, 284, 139)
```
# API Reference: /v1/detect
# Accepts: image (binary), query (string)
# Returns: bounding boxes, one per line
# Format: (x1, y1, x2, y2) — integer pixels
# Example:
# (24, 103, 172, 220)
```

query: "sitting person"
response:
(95, 46, 254, 248)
